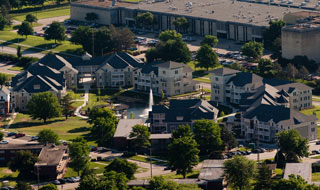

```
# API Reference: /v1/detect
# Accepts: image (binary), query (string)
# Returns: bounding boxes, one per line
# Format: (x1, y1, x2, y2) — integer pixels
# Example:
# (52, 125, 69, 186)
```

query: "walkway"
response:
(74, 84, 90, 119)
(4, 112, 17, 130)
(217, 112, 238, 120)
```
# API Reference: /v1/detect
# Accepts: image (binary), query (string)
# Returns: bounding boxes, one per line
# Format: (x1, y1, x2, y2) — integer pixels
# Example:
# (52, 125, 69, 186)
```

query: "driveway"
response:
(33, 15, 70, 34)
(0, 61, 22, 75)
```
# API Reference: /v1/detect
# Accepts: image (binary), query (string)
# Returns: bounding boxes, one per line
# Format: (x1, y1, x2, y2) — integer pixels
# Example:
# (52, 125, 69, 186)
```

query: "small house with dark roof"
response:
(113, 119, 143, 150)
(134, 61, 197, 96)
(148, 99, 219, 133)
(95, 52, 144, 88)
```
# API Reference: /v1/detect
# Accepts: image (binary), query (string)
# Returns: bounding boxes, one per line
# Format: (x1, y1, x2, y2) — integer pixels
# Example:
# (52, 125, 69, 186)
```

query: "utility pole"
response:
(92, 30, 95, 56)
(150, 147, 153, 178)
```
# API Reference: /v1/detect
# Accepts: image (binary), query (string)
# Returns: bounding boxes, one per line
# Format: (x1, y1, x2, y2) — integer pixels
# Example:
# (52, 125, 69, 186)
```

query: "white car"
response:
(0, 140, 9, 144)
(31, 136, 39, 141)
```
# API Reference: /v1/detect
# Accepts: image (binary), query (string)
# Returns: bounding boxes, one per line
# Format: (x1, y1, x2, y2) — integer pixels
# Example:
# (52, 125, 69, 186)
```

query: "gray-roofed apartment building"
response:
(70, 0, 315, 42)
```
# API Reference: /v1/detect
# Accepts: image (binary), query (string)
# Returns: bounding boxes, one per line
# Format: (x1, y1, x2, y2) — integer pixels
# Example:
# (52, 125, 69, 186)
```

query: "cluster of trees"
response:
(17, 14, 37, 38)
(135, 12, 154, 29)
(146, 30, 191, 63)
(70, 25, 135, 56)
(241, 41, 264, 60)
(224, 156, 319, 190)
(172, 17, 189, 34)
(263, 20, 285, 54)
(196, 35, 219, 70)
(167, 120, 237, 178)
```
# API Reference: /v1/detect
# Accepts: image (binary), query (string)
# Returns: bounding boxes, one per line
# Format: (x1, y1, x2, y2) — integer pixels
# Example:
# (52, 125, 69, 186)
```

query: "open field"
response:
(11, 6, 70, 22)
(313, 172, 320, 182)
(7, 113, 96, 145)
(300, 106, 320, 120)
(65, 161, 109, 177)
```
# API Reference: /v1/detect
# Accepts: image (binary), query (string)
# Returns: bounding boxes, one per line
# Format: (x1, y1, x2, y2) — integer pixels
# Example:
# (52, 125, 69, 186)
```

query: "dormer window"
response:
(176, 116, 183, 121)
(34, 85, 40, 89)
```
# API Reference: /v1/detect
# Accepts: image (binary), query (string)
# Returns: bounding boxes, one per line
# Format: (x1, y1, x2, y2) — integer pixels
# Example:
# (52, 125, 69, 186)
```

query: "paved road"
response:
(32, 16, 70, 34)
(0, 62, 22, 75)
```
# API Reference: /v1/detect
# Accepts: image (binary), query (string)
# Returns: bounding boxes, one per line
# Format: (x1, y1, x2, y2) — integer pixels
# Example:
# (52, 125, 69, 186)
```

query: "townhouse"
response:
(134, 61, 197, 96)
(0, 86, 10, 115)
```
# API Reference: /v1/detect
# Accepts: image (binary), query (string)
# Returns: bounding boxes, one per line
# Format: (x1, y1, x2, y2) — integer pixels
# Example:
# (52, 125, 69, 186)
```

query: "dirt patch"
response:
(1, 168, 13, 174)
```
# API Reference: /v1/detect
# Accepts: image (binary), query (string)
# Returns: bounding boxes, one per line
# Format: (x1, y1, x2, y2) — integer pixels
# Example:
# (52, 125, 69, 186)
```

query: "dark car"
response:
(7, 132, 16, 137)
(89, 145, 97, 151)
(312, 150, 320, 154)
(15, 133, 25, 138)
(58, 178, 66, 184)
(316, 141, 320, 145)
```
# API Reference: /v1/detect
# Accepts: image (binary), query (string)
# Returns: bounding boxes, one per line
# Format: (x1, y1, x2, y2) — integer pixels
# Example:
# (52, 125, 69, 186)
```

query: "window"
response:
(312, 128, 315, 132)
(175, 70, 178, 74)
(163, 71, 166, 74)
(215, 77, 219, 81)
(0, 96, 2, 100)
(34, 85, 40, 89)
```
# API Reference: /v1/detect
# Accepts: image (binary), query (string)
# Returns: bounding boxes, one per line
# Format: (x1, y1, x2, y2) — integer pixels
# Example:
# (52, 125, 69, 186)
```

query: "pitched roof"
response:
(199, 160, 225, 181)
(284, 163, 312, 182)
(209, 67, 240, 75)
(227, 72, 264, 88)
(274, 82, 313, 93)
(35, 144, 67, 166)
(243, 104, 317, 125)
(114, 119, 143, 138)
(0, 86, 10, 95)
(97, 52, 144, 70)
(38, 54, 78, 73)
(155, 61, 185, 69)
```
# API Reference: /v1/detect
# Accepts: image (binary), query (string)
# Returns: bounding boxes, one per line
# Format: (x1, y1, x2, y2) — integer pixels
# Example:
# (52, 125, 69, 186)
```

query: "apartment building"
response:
(134, 61, 196, 96)
(0, 87, 10, 115)
(11, 63, 66, 112)
(96, 52, 144, 88)
(210, 68, 312, 110)
(148, 99, 219, 133)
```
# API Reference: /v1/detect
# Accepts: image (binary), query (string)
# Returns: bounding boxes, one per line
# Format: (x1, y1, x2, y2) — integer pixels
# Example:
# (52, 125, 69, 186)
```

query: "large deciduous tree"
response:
(220, 125, 237, 150)
(129, 124, 150, 151)
(105, 158, 138, 180)
(37, 129, 60, 145)
(168, 136, 199, 178)
(17, 21, 33, 38)
(263, 20, 285, 50)
(277, 129, 309, 162)
(88, 107, 118, 146)
(25, 14, 37, 24)
(158, 30, 182, 42)
(200, 35, 219, 47)
(157, 39, 191, 63)
(27, 92, 61, 123)
(60, 93, 73, 120)
(196, 44, 219, 71)
(69, 137, 91, 176)
(38, 184, 58, 190)
(109, 25, 135, 52)
(0, 73, 9, 87)
(253, 163, 273, 190)
(193, 119, 222, 155)
(272, 174, 320, 189)
(9, 150, 39, 177)
(241, 41, 264, 60)
(172, 125, 193, 140)
(44, 21, 66, 44)
(172, 17, 189, 33)
(136, 12, 154, 29)
(224, 155, 257, 190)
(0, 15, 9, 30)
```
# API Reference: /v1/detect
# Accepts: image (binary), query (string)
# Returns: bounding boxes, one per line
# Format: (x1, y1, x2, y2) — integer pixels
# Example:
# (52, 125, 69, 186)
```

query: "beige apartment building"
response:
(134, 61, 197, 96)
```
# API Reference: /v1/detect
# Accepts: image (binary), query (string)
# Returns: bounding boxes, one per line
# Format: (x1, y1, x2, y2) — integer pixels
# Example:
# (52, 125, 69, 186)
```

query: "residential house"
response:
(134, 61, 196, 96)
(148, 99, 219, 133)
(96, 52, 144, 88)
(0, 86, 10, 115)
(284, 163, 312, 183)
(11, 63, 66, 112)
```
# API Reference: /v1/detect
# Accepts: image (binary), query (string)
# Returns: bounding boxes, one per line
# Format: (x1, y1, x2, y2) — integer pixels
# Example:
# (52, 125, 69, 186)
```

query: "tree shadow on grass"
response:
(192, 70, 208, 78)
(68, 126, 90, 133)
(9, 118, 65, 129)
(58, 48, 85, 56)
(23, 43, 61, 53)
(187, 173, 199, 179)
(0, 38, 26, 46)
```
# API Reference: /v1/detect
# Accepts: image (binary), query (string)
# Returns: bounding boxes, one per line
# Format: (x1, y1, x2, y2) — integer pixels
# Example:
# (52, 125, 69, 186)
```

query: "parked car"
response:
(0, 140, 8, 144)
(66, 177, 75, 183)
(7, 132, 16, 137)
(58, 178, 66, 184)
(52, 180, 60, 185)
(90, 145, 97, 151)
(15, 133, 25, 138)
(316, 141, 320, 145)
(312, 150, 320, 154)
(31, 136, 38, 141)
(42, 26, 48, 31)
(73, 176, 81, 182)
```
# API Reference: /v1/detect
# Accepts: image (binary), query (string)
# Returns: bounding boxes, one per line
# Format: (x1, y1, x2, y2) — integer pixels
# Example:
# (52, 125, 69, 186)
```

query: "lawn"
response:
(8, 66, 24, 71)
(72, 101, 84, 108)
(128, 155, 167, 165)
(7, 113, 96, 145)
(0, 167, 19, 187)
(312, 172, 320, 181)
(11, 6, 70, 22)
(82, 88, 121, 111)
(0, 29, 83, 55)
(160, 169, 200, 179)
(65, 162, 109, 177)
(300, 106, 320, 120)
(312, 155, 320, 159)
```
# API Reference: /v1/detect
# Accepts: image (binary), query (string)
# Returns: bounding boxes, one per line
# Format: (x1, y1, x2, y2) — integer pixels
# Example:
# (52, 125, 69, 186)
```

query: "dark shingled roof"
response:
(243, 104, 317, 125)
(209, 67, 240, 75)
(35, 144, 67, 166)
(155, 61, 184, 69)
(227, 72, 264, 88)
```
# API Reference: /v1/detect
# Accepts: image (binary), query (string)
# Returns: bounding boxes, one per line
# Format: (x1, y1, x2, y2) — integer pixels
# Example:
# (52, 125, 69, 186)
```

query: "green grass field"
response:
(313, 172, 320, 181)
(11, 6, 70, 22)
(8, 66, 24, 71)
(300, 106, 320, 120)
(7, 113, 96, 145)
(65, 162, 109, 177)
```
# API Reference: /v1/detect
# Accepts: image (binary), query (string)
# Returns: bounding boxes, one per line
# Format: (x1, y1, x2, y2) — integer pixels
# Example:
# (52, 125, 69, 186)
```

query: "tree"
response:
(69, 137, 91, 176)
(17, 45, 22, 58)
(136, 12, 154, 29)
(71, 26, 113, 56)
(9, 150, 39, 177)
(38, 184, 58, 190)
(160, 90, 165, 100)
(37, 129, 60, 145)
(172, 125, 193, 139)
(263, 20, 285, 50)
(129, 124, 150, 150)
(109, 25, 135, 51)
(0, 131, 3, 141)
(0, 73, 9, 87)
(272, 174, 320, 190)
(17, 21, 33, 38)
(286, 63, 298, 80)
(159, 30, 182, 42)
(277, 129, 309, 162)
(299, 66, 309, 80)
(224, 155, 257, 190)
(172, 17, 189, 33)
(129, 112, 134, 119)
(44, 21, 66, 44)
(220, 125, 237, 150)
(253, 163, 273, 190)
(105, 158, 138, 180)
(157, 39, 191, 63)
(25, 14, 37, 24)
(0, 15, 9, 31)
(258, 58, 276, 78)
(200, 35, 219, 47)
(148, 176, 178, 190)
(241, 41, 264, 60)
(193, 119, 222, 155)
(77, 174, 101, 190)
(103, 171, 129, 190)
(168, 136, 199, 178)
(227, 62, 243, 71)
(26, 92, 61, 123)
(14, 181, 33, 190)
(196, 44, 219, 71)
(145, 47, 159, 63)
(88, 107, 118, 146)
(85, 12, 98, 23)
(61, 94, 73, 120)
